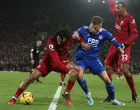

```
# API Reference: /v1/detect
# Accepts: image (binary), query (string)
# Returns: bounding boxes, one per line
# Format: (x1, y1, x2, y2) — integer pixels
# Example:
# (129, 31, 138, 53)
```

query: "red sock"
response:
(65, 80, 75, 93)
(14, 87, 23, 98)
(61, 73, 66, 82)
(125, 75, 137, 95)
(108, 74, 112, 82)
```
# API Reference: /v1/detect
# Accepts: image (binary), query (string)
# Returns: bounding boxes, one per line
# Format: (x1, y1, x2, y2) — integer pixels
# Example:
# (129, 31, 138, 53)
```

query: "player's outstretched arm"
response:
(106, 31, 124, 54)
(109, 0, 116, 15)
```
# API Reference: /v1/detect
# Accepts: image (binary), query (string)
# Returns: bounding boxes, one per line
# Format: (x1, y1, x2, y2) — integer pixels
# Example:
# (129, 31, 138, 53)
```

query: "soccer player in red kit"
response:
(8, 29, 82, 105)
(104, 0, 138, 103)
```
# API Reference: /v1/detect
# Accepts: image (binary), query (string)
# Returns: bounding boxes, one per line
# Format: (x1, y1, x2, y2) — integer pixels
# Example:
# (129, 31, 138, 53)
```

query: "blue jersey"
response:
(75, 26, 121, 60)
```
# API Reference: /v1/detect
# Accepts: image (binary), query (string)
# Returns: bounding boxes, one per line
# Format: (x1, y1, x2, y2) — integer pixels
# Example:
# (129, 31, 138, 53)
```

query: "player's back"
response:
(114, 13, 135, 43)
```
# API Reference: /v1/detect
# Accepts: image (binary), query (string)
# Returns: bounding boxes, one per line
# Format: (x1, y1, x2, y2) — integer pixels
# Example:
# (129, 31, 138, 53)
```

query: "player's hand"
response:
(72, 31, 80, 41)
(68, 69, 78, 76)
(81, 42, 90, 50)
(31, 59, 35, 65)
(121, 43, 127, 49)
(118, 47, 124, 54)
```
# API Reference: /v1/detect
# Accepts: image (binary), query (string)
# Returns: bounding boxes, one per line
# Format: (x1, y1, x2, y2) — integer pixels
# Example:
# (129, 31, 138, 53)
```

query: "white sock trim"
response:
(12, 96, 17, 100)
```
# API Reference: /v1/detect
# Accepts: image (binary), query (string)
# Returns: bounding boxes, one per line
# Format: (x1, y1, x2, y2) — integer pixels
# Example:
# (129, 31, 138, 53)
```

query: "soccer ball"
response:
(20, 92, 34, 105)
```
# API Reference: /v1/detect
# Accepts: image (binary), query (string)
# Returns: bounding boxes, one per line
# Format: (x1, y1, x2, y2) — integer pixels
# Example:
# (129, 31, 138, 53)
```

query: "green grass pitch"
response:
(0, 72, 139, 110)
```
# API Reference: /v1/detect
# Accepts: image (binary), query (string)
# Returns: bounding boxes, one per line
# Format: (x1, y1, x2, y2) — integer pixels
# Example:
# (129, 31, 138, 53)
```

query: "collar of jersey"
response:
(89, 28, 103, 36)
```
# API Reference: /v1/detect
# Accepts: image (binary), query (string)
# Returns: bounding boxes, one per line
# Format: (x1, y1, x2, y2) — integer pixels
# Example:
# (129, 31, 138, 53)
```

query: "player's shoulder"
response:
(46, 36, 56, 51)
(47, 36, 55, 45)
(83, 26, 89, 29)
(101, 28, 113, 36)
(127, 14, 135, 20)
(101, 28, 110, 34)
(126, 14, 136, 24)
(101, 28, 107, 32)
(78, 26, 89, 30)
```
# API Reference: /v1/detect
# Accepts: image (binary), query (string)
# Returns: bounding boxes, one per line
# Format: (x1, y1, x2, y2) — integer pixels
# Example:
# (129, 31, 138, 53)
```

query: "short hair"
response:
(91, 16, 103, 25)
(117, 2, 127, 9)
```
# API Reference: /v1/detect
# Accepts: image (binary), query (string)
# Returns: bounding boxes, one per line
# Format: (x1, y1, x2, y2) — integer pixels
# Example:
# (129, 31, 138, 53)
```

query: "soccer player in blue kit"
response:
(72, 16, 125, 106)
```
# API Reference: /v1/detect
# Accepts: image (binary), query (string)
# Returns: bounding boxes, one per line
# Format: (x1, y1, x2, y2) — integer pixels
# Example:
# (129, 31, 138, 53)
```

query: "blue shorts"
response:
(74, 58, 105, 75)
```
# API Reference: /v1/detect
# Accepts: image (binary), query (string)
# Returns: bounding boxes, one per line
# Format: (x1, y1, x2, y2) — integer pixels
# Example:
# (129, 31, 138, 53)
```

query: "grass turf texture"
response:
(0, 72, 139, 110)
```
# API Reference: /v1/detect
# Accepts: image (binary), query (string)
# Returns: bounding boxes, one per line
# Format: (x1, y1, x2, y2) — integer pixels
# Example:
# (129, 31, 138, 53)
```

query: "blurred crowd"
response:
(0, 0, 140, 74)
(0, 24, 36, 71)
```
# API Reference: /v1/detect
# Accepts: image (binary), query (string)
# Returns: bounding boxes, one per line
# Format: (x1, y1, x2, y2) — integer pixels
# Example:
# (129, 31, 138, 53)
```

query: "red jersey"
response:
(57, 36, 75, 61)
(43, 36, 75, 73)
(109, 0, 138, 44)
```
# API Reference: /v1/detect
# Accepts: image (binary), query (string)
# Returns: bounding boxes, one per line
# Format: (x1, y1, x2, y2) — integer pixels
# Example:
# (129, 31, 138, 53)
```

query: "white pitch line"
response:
(48, 86, 62, 110)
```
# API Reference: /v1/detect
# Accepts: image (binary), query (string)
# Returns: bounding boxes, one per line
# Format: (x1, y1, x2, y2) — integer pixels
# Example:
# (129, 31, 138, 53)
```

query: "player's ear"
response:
(100, 23, 103, 27)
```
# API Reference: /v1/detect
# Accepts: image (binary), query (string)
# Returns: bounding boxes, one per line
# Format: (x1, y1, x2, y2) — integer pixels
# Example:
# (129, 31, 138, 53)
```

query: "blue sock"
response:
(106, 82, 115, 100)
(77, 78, 89, 94)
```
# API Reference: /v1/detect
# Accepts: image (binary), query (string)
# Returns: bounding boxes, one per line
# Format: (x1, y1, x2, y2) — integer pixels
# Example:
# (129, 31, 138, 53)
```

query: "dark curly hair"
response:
(54, 28, 70, 43)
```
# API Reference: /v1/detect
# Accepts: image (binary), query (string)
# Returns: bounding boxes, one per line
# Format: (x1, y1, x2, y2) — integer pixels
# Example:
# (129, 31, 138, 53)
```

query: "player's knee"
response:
(25, 76, 35, 84)
(27, 70, 40, 84)
(77, 67, 84, 80)
(77, 72, 83, 80)
(121, 65, 129, 73)
(77, 75, 83, 80)
(104, 76, 111, 84)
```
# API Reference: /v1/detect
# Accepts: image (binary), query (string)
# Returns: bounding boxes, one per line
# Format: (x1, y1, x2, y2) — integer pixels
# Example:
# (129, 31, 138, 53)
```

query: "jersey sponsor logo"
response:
(88, 38, 99, 47)
(115, 24, 121, 30)
(49, 44, 54, 51)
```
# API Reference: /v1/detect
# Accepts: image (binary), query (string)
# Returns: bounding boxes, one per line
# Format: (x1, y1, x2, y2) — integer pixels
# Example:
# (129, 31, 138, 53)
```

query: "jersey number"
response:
(121, 54, 128, 61)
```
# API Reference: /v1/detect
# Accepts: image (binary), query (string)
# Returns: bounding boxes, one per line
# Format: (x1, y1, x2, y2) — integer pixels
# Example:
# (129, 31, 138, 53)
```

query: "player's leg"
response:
(99, 71, 125, 106)
(8, 60, 49, 104)
(104, 46, 118, 102)
(120, 46, 137, 103)
(60, 72, 67, 86)
(8, 69, 42, 104)
(76, 59, 94, 105)
(62, 62, 80, 106)
(34, 61, 43, 83)
(60, 60, 70, 86)
(62, 61, 89, 106)
(121, 64, 137, 103)
(62, 73, 78, 106)
(116, 65, 123, 79)
(89, 59, 125, 106)
(105, 45, 118, 82)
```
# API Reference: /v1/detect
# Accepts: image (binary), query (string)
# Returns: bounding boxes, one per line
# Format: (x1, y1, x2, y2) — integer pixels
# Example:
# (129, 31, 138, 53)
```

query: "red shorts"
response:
(105, 44, 130, 69)
(35, 60, 69, 77)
